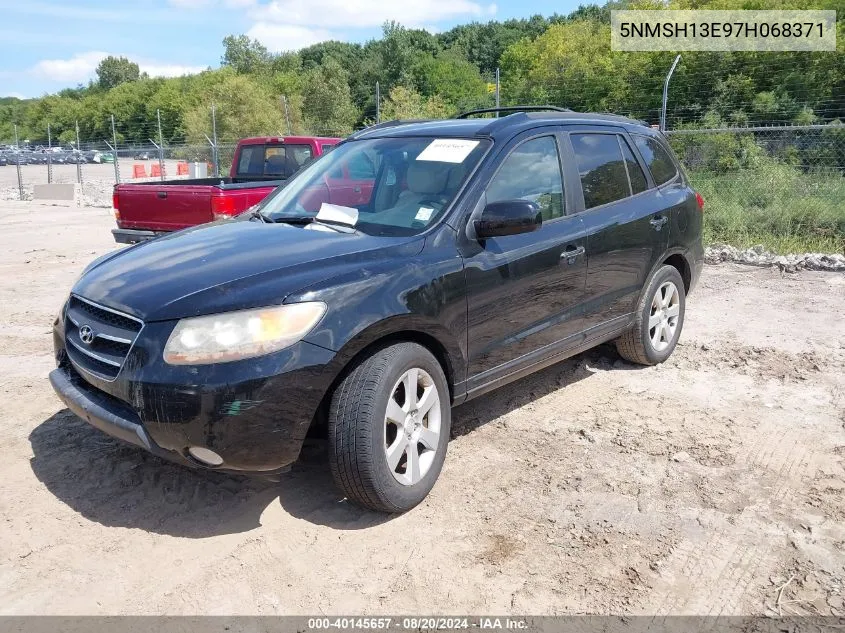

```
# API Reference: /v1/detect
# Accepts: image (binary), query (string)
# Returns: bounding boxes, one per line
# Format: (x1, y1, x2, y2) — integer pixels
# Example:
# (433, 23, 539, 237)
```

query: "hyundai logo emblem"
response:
(79, 325, 95, 345)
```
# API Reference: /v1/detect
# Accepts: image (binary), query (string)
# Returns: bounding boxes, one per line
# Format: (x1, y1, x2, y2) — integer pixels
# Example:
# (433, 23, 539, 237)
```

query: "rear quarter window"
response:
(236, 144, 314, 178)
(633, 135, 678, 186)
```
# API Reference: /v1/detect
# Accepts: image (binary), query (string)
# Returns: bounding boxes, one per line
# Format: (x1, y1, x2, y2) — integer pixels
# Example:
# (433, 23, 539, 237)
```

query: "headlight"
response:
(163, 302, 326, 365)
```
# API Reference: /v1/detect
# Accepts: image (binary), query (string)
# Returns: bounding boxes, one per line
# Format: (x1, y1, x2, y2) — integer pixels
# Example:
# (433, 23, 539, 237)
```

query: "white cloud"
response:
(140, 62, 207, 77)
(248, 0, 497, 28)
(2, 92, 28, 99)
(168, 0, 213, 7)
(31, 52, 205, 83)
(33, 52, 110, 83)
(247, 23, 335, 52)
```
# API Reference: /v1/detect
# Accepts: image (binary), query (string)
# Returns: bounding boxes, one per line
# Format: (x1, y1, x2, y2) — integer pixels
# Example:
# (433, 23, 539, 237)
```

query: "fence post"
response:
(111, 115, 120, 184)
(211, 102, 219, 177)
(75, 120, 83, 187)
(156, 109, 165, 181)
(375, 82, 381, 124)
(14, 124, 23, 201)
(47, 123, 53, 184)
(661, 54, 681, 132)
(495, 68, 500, 115)
(204, 134, 217, 179)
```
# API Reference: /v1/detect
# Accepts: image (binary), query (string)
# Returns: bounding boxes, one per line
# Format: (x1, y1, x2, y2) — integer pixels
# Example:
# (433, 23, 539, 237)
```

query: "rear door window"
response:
(570, 133, 632, 209)
(633, 135, 678, 185)
(236, 144, 314, 178)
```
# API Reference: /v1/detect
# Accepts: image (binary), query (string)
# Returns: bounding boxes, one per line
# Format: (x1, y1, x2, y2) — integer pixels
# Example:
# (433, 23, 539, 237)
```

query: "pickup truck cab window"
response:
(486, 135, 564, 221)
(237, 143, 313, 178)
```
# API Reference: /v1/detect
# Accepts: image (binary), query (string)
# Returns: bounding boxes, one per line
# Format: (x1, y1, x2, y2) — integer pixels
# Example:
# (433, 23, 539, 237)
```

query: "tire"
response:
(616, 265, 686, 366)
(328, 342, 451, 513)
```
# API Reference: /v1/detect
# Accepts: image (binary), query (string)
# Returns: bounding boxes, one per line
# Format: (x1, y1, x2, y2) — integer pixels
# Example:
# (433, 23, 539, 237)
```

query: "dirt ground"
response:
(0, 201, 843, 616)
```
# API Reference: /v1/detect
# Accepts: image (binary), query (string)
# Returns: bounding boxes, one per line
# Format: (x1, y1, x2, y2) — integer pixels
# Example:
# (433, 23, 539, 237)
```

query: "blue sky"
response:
(0, 0, 583, 98)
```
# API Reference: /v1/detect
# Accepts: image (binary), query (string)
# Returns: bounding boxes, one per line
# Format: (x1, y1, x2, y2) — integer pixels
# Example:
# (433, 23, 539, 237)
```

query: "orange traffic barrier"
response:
(132, 164, 147, 178)
(176, 162, 189, 176)
(150, 164, 162, 177)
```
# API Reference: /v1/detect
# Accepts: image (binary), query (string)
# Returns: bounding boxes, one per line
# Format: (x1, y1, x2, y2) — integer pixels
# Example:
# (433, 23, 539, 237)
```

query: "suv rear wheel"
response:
(616, 264, 686, 366)
(328, 342, 450, 513)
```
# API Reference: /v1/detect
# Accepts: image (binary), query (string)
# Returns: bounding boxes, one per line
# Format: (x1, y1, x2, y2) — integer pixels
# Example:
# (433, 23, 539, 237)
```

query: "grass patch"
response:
(689, 162, 845, 254)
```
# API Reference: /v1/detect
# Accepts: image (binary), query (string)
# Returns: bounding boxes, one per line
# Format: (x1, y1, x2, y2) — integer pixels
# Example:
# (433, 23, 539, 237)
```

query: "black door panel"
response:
(464, 215, 587, 385)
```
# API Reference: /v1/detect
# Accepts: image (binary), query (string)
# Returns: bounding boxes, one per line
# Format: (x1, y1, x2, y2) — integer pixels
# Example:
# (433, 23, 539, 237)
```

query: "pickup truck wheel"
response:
(328, 343, 450, 513)
(616, 265, 686, 366)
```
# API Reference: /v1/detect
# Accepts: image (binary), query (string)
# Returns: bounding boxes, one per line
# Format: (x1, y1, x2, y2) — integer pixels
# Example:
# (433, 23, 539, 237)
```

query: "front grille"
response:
(64, 295, 143, 381)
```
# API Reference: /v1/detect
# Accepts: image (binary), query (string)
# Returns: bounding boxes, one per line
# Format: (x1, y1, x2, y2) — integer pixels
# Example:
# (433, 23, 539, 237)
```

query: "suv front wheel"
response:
(328, 342, 451, 513)
(616, 264, 686, 366)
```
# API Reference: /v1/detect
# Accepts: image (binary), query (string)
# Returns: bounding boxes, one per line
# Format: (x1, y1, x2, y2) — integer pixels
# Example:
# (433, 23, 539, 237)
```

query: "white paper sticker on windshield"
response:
(415, 207, 434, 221)
(316, 203, 358, 227)
(417, 139, 480, 163)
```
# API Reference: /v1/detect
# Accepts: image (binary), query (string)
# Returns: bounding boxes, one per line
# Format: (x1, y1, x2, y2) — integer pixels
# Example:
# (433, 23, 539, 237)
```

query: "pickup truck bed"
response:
(113, 177, 283, 243)
(112, 136, 340, 243)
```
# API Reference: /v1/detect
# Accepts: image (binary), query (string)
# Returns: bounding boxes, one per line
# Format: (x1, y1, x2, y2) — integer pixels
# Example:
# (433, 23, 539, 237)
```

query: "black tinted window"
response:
(236, 144, 313, 178)
(620, 136, 648, 194)
(633, 135, 678, 185)
(487, 136, 564, 221)
(571, 134, 631, 209)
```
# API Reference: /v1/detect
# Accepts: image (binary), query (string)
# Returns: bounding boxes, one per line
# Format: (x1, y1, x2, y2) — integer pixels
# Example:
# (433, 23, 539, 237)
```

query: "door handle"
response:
(157, 191, 167, 199)
(650, 216, 668, 230)
(561, 245, 585, 264)
(353, 186, 362, 193)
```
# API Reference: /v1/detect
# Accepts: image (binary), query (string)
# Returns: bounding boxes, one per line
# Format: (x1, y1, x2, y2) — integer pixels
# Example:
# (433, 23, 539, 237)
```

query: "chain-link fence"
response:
(666, 124, 845, 253)
(1, 71, 843, 253)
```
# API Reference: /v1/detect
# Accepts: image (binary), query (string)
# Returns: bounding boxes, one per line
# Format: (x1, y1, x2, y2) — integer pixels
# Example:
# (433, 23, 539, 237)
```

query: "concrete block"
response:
(32, 183, 80, 203)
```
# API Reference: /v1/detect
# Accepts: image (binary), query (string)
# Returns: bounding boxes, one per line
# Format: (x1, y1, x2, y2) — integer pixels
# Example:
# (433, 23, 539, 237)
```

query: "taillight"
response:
(695, 191, 704, 211)
(112, 189, 119, 210)
(211, 195, 237, 220)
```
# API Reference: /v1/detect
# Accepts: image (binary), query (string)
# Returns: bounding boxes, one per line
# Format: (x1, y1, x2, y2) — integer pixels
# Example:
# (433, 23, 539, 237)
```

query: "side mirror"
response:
(473, 199, 542, 240)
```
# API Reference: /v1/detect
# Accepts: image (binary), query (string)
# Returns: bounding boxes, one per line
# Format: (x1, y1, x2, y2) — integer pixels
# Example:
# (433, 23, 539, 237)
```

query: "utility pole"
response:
(156, 109, 165, 181)
(47, 123, 53, 184)
(111, 114, 120, 184)
(75, 120, 82, 185)
(14, 124, 23, 200)
(376, 82, 380, 124)
(281, 95, 291, 135)
(211, 102, 219, 177)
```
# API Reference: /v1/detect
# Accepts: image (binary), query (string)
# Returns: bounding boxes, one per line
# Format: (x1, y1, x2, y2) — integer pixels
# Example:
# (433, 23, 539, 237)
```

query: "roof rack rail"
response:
(347, 119, 432, 140)
(455, 105, 572, 119)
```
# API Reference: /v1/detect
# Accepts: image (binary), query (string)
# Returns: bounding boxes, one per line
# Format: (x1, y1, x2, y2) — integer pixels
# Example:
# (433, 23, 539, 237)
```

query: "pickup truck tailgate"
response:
(116, 185, 213, 231)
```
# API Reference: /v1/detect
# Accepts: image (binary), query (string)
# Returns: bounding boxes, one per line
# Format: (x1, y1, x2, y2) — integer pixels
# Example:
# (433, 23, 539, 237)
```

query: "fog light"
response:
(187, 446, 224, 467)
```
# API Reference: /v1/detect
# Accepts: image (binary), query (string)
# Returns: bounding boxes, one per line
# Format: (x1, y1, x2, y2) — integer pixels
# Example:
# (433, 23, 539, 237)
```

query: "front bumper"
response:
(51, 315, 338, 475)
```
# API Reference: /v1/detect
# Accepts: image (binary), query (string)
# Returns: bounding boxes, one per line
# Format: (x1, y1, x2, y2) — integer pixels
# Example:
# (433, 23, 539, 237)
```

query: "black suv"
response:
(50, 107, 703, 513)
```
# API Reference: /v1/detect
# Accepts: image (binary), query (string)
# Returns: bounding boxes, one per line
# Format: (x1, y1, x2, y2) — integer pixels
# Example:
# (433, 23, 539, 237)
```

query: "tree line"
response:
(1, 0, 843, 148)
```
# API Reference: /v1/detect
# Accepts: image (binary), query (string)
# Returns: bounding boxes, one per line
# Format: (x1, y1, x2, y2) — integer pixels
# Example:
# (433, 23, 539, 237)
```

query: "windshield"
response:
(258, 136, 490, 236)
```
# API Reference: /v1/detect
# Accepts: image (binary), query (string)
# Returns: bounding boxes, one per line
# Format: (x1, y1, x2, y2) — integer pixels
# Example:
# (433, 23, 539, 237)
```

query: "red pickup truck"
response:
(111, 136, 340, 243)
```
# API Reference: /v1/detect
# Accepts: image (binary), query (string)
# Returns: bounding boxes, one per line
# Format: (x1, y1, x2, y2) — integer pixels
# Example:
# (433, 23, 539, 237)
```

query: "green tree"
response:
(413, 52, 489, 111)
(96, 56, 141, 90)
(380, 86, 451, 120)
(303, 58, 359, 136)
(184, 74, 285, 143)
(221, 35, 272, 74)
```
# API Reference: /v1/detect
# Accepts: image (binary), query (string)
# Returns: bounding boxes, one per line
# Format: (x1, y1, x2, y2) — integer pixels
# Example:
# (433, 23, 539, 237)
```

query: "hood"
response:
(73, 220, 421, 322)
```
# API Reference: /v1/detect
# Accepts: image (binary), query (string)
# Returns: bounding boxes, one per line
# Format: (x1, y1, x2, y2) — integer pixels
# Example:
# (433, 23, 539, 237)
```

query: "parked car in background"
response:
(112, 135, 340, 243)
(133, 150, 153, 160)
(0, 153, 7, 167)
(50, 107, 704, 513)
